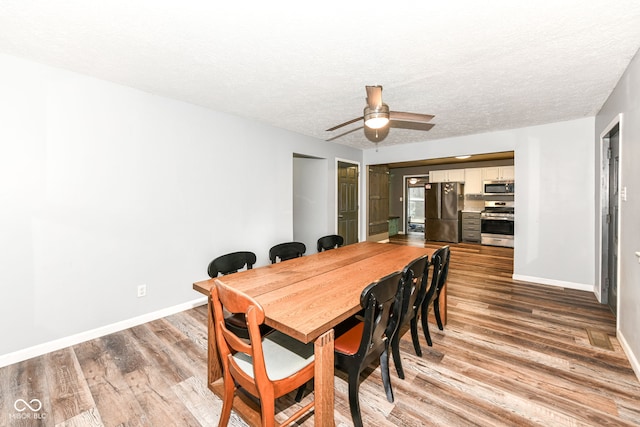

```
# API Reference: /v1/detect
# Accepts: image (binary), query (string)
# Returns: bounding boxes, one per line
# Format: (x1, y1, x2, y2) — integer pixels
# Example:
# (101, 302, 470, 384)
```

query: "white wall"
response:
(513, 118, 595, 287)
(293, 157, 329, 254)
(364, 117, 596, 290)
(595, 48, 640, 377)
(0, 53, 361, 361)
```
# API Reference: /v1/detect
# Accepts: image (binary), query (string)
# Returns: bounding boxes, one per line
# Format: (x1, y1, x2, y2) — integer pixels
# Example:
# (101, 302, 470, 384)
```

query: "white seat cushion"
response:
(232, 331, 315, 381)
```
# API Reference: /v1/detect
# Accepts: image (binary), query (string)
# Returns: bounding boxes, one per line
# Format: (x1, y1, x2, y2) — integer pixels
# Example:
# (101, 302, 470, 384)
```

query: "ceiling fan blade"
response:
(390, 121, 435, 131)
(326, 117, 362, 132)
(326, 126, 364, 141)
(390, 111, 435, 123)
(366, 85, 383, 109)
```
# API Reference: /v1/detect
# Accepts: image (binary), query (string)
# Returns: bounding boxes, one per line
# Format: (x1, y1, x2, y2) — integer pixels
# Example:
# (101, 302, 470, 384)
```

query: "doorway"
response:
(293, 155, 328, 252)
(337, 160, 359, 245)
(404, 175, 428, 235)
(600, 119, 621, 316)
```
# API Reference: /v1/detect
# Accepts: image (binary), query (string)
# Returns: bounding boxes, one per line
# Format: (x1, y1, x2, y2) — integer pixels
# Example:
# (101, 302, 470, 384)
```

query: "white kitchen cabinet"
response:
(464, 168, 483, 194)
(482, 166, 514, 181)
(429, 170, 446, 183)
(448, 169, 466, 182)
(429, 169, 465, 183)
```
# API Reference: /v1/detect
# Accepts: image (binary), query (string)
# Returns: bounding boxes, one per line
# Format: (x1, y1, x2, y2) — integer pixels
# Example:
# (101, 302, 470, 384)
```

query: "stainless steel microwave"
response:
(483, 180, 515, 195)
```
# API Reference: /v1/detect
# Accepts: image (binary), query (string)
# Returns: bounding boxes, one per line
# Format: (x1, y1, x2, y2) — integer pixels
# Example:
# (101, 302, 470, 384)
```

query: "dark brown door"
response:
(338, 161, 359, 245)
(368, 165, 389, 237)
(607, 125, 620, 315)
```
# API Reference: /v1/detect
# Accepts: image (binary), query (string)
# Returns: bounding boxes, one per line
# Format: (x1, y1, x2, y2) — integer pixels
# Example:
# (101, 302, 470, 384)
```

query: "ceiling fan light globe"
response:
(365, 117, 389, 129)
(364, 104, 390, 129)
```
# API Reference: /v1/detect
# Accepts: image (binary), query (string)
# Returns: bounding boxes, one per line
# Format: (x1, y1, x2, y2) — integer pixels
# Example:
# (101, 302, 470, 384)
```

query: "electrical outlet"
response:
(137, 284, 147, 298)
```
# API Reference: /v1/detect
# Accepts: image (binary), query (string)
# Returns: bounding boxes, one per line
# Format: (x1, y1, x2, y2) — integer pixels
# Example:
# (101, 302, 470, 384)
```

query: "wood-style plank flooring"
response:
(2, 236, 640, 426)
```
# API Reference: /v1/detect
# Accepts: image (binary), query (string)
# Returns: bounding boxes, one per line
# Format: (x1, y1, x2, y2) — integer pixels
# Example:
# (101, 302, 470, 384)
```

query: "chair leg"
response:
(390, 332, 405, 379)
(410, 317, 423, 357)
(380, 348, 395, 403)
(421, 304, 433, 347)
(434, 297, 444, 330)
(294, 382, 306, 402)
(347, 368, 364, 427)
(218, 373, 235, 427)
(259, 390, 276, 427)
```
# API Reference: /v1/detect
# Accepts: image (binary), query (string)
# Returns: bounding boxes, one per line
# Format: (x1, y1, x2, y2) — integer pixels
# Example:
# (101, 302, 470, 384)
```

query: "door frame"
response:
(597, 114, 623, 319)
(335, 158, 360, 241)
(403, 174, 428, 235)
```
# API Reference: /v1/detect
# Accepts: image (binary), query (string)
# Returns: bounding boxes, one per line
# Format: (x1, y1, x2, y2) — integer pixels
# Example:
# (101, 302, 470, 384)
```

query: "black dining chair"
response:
(390, 254, 430, 379)
(316, 234, 344, 252)
(268, 242, 306, 263)
(207, 251, 256, 278)
(207, 251, 271, 339)
(333, 270, 405, 427)
(420, 245, 451, 346)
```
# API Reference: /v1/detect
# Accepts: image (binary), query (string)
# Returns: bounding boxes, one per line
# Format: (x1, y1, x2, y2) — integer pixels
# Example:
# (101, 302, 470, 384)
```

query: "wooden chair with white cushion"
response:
(211, 280, 315, 427)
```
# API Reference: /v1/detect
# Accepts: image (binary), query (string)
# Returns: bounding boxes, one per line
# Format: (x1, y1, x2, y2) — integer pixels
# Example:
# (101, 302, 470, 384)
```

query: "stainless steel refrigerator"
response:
(425, 182, 464, 243)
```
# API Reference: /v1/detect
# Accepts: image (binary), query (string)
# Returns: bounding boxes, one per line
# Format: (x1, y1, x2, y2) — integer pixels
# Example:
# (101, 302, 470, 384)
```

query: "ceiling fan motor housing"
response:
(364, 103, 390, 129)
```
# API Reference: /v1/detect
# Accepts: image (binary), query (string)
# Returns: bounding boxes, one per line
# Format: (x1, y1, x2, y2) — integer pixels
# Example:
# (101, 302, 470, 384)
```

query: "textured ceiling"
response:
(1, 1, 640, 150)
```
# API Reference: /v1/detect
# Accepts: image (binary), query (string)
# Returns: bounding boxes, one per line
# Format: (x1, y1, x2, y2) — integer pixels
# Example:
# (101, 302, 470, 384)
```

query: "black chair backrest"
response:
(356, 271, 404, 366)
(398, 255, 430, 325)
(434, 245, 451, 297)
(316, 234, 344, 252)
(269, 242, 306, 263)
(424, 245, 450, 303)
(207, 251, 257, 278)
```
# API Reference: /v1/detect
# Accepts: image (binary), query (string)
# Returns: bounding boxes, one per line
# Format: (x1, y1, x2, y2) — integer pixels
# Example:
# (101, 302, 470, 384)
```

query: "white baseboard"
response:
(512, 274, 593, 292)
(0, 297, 208, 368)
(618, 329, 640, 382)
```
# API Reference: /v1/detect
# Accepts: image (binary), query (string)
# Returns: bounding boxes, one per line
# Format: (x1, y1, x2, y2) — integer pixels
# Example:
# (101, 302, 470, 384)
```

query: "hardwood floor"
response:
(2, 237, 640, 426)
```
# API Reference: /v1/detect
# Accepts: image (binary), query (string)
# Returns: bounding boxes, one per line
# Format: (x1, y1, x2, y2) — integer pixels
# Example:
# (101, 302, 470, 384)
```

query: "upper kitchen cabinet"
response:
(429, 168, 465, 183)
(464, 168, 483, 194)
(482, 166, 514, 181)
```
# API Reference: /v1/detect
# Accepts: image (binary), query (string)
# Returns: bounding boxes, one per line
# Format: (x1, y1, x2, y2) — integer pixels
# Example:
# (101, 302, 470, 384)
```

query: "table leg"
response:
(314, 329, 335, 427)
(439, 284, 447, 325)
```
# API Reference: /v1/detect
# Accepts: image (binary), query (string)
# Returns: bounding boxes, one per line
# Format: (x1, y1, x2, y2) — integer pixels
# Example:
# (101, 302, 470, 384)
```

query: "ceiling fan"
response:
(326, 85, 435, 134)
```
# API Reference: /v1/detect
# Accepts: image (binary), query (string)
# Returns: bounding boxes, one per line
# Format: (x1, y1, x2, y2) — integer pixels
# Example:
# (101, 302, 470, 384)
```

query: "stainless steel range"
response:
(481, 201, 514, 248)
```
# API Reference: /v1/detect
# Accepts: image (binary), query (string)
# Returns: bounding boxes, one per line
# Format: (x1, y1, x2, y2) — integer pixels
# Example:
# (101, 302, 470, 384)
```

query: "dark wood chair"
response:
(207, 251, 256, 278)
(268, 242, 306, 263)
(390, 254, 430, 379)
(208, 251, 269, 339)
(316, 234, 344, 252)
(210, 282, 315, 427)
(420, 245, 451, 346)
(333, 271, 404, 427)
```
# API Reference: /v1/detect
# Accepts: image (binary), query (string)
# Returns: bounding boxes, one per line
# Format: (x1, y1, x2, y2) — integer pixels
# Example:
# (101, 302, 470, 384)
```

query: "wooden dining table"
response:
(193, 241, 439, 426)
